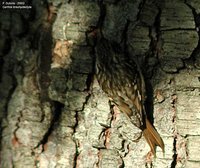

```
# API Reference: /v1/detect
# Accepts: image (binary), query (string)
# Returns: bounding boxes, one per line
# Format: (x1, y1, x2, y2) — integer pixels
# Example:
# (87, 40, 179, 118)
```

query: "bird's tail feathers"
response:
(143, 118, 165, 155)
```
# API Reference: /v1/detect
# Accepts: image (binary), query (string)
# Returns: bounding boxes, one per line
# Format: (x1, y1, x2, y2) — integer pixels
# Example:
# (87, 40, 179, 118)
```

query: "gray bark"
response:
(0, 0, 200, 167)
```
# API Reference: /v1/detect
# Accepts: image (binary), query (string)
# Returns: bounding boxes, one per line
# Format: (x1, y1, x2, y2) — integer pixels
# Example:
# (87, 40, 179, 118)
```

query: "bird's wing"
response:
(110, 76, 145, 129)
(110, 75, 165, 154)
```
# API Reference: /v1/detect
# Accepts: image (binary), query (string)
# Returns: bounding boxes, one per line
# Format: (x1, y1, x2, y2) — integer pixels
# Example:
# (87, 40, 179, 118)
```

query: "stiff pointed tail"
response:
(143, 118, 165, 155)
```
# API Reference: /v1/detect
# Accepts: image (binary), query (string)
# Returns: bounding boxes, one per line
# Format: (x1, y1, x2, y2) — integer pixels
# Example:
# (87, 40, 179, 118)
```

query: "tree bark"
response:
(0, 0, 200, 167)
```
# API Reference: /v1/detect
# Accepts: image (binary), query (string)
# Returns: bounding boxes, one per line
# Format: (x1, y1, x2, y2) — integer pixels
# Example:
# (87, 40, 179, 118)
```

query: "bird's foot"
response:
(99, 123, 111, 149)
(104, 128, 111, 149)
(112, 105, 121, 121)
(145, 151, 154, 167)
(99, 126, 111, 149)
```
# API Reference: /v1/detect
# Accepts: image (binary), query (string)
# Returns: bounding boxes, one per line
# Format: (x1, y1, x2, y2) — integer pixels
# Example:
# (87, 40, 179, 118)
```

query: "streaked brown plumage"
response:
(94, 32, 164, 155)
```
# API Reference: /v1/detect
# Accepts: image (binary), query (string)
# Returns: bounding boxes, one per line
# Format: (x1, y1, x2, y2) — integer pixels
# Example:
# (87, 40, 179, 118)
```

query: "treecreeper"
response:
(93, 29, 164, 156)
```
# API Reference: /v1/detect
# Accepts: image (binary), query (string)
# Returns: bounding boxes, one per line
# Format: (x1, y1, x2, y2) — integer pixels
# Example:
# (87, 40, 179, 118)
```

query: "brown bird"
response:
(94, 31, 164, 155)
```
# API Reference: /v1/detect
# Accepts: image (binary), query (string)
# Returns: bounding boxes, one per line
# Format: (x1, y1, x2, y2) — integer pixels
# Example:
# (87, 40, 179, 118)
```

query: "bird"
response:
(93, 29, 164, 155)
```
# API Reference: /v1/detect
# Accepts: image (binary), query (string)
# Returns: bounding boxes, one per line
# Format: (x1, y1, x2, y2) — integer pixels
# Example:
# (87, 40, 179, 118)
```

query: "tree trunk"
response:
(0, 0, 200, 167)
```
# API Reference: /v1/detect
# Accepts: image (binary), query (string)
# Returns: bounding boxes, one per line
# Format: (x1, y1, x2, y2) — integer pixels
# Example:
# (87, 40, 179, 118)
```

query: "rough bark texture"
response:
(0, 0, 200, 167)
